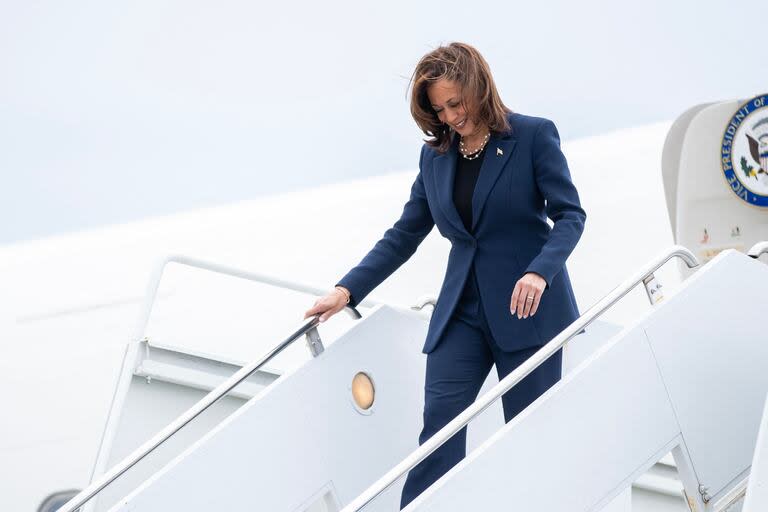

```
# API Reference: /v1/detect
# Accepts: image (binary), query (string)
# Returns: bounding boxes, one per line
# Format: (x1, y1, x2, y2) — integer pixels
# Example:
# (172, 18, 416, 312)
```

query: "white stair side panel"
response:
(643, 250, 768, 502)
(565, 319, 686, 508)
(107, 305, 430, 512)
(564, 319, 623, 374)
(406, 325, 681, 512)
(91, 377, 248, 511)
(88, 345, 279, 512)
(743, 394, 768, 512)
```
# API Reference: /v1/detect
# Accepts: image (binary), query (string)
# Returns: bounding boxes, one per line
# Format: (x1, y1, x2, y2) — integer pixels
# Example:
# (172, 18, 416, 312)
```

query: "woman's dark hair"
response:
(409, 42, 511, 153)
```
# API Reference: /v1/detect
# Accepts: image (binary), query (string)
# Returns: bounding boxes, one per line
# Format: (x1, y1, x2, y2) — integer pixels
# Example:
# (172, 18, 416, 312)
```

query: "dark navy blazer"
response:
(338, 113, 586, 353)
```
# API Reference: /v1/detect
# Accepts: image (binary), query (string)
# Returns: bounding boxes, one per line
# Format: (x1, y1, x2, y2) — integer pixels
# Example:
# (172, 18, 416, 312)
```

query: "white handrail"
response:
(132, 254, 376, 341)
(61, 255, 363, 512)
(748, 241, 768, 259)
(341, 245, 700, 511)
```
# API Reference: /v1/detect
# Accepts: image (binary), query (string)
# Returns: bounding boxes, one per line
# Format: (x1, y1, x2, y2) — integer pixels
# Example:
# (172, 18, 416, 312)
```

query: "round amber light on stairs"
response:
(351, 372, 375, 411)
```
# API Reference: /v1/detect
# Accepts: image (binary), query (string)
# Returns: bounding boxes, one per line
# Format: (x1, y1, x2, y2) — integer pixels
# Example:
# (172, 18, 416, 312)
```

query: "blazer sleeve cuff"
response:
(335, 280, 359, 308)
(524, 262, 554, 290)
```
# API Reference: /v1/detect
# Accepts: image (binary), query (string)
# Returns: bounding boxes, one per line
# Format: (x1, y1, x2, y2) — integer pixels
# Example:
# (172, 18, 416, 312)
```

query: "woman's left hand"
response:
(510, 272, 546, 319)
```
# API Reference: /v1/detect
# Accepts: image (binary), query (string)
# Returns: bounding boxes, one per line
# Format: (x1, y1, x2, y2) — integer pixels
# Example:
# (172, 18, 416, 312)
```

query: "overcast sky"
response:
(1, 0, 765, 245)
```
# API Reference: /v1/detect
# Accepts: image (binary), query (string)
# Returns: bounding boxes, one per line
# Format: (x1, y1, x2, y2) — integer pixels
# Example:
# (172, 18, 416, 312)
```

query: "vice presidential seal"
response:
(721, 93, 768, 207)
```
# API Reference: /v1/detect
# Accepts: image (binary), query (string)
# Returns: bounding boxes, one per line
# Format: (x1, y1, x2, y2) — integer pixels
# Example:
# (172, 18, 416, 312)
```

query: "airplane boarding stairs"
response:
(64, 246, 768, 512)
(396, 247, 767, 512)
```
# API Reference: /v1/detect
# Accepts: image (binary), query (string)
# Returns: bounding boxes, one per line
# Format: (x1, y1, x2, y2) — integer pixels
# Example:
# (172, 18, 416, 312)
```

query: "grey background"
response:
(1, 0, 764, 245)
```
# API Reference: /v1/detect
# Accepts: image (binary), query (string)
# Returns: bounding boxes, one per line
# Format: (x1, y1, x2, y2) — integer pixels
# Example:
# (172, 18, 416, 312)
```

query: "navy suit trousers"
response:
(399, 265, 562, 509)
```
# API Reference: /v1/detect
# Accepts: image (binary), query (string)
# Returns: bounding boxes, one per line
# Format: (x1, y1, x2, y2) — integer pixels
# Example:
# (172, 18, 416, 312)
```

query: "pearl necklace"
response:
(459, 131, 490, 160)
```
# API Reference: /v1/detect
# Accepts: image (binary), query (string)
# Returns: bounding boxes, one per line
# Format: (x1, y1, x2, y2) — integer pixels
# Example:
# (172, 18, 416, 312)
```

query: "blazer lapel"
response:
(433, 141, 469, 236)
(471, 134, 517, 232)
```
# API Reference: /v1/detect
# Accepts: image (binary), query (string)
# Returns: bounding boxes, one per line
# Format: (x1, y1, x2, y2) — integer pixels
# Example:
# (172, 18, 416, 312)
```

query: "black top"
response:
(453, 146, 487, 233)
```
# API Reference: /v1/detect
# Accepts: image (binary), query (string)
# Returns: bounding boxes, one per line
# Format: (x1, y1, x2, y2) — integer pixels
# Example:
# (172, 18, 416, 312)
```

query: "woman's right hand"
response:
(304, 287, 350, 323)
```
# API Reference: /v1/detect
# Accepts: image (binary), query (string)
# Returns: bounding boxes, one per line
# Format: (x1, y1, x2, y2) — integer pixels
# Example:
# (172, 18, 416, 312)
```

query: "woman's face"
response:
(427, 78, 481, 138)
